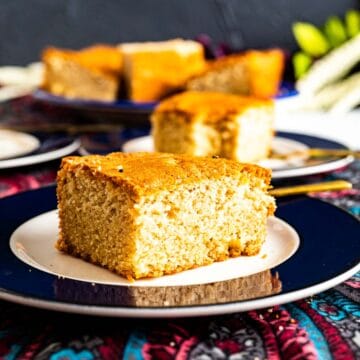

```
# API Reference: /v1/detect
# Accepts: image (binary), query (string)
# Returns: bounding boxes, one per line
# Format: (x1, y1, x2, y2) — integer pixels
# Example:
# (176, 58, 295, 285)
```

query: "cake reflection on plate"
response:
(54, 270, 282, 307)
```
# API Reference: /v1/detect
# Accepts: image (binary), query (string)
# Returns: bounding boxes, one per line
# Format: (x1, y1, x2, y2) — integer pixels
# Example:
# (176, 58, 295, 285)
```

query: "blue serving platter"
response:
(0, 186, 359, 317)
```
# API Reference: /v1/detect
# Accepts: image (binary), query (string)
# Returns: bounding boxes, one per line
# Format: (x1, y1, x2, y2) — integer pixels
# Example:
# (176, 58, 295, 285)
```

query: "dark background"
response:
(0, 0, 358, 65)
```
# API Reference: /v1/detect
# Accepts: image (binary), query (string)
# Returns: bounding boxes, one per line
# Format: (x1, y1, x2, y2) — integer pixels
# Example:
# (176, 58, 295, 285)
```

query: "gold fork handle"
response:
(308, 148, 360, 159)
(271, 148, 360, 160)
(269, 180, 352, 197)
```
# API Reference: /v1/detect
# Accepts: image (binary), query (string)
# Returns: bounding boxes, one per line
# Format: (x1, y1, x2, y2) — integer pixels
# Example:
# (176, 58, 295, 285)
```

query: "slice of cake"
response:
(186, 49, 284, 98)
(56, 152, 275, 280)
(246, 49, 285, 98)
(186, 54, 250, 94)
(151, 91, 274, 163)
(42, 45, 123, 101)
(118, 39, 206, 102)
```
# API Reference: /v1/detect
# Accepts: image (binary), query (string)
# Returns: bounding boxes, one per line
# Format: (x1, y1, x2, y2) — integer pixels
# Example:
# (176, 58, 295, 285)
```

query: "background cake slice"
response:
(56, 152, 275, 280)
(42, 45, 123, 101)
(118, 39, 206, 102)
(186, 49, 284, 98)
(151, 91, 274, 163)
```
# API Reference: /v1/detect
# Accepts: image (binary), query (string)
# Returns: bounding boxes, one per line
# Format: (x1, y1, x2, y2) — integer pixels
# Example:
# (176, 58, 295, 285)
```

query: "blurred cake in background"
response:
(39, 39, 285, 104)
(118, 39, 206, 102)
(151, 91, 274, 162)
(186, 49, 284, 99)
(42, 45, 123, 101)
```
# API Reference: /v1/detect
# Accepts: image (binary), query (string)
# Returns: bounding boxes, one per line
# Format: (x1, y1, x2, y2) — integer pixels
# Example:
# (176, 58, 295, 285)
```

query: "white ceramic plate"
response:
(122, 135, 308, 169)
(0, 129, 40, 159)
(0, 63, 43, 102)
(122, 133, 354, 179)
(10, 210, 299, 288)
(0, 136, 81, 169)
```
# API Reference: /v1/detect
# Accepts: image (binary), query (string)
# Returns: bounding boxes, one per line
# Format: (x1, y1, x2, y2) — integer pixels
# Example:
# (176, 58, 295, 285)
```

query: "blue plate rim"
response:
(272, 131, 354, 178)
(32, 89, 157, 111)
(0, 185, 359, 317)
(32, 82, 297, 112)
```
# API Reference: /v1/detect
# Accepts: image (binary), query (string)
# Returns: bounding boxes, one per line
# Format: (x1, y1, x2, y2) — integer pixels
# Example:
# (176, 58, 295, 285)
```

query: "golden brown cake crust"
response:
(245, 49, 284, 98)
(41, 45, 123, 101)
(201, 53, 247, 72)
(59, 152, 272, 201)
(118, 39, 206, 102)
(153, 91, 273, 122)
(42, 45, 123, 78)
(186, 49, 284, 99)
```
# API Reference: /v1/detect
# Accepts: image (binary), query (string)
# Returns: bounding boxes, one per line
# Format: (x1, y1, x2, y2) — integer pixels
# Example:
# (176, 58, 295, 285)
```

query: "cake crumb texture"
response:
(57, 152, 275, 279)
(42, 45, 123, 101)
(151, 91, 274, 162)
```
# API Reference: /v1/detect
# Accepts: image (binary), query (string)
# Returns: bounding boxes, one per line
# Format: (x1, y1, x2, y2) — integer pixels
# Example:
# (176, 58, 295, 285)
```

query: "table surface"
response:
(0, 97, 359, 359)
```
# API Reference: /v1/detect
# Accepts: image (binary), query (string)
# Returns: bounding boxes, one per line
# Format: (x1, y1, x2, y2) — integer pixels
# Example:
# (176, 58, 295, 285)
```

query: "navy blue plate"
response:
(0, 133, 80, 169)
(33, 89, 157, 112)
(33, 83, 296, 115)
(271, 132, 354, 179)
(0, 186, 359, 317)
(32, 85, 297, 127)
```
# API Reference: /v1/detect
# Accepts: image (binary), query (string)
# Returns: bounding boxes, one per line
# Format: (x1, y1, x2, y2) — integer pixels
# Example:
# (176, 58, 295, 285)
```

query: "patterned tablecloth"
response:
(0, 125, 359, 359)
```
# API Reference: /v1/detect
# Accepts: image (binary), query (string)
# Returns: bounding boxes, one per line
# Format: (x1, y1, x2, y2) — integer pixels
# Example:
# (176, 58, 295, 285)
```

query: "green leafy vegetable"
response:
(324, 16, 348, 47)
(345, 9, 360, 38)
(293, 52, 312, 79)
(292, 22, 329, 57)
